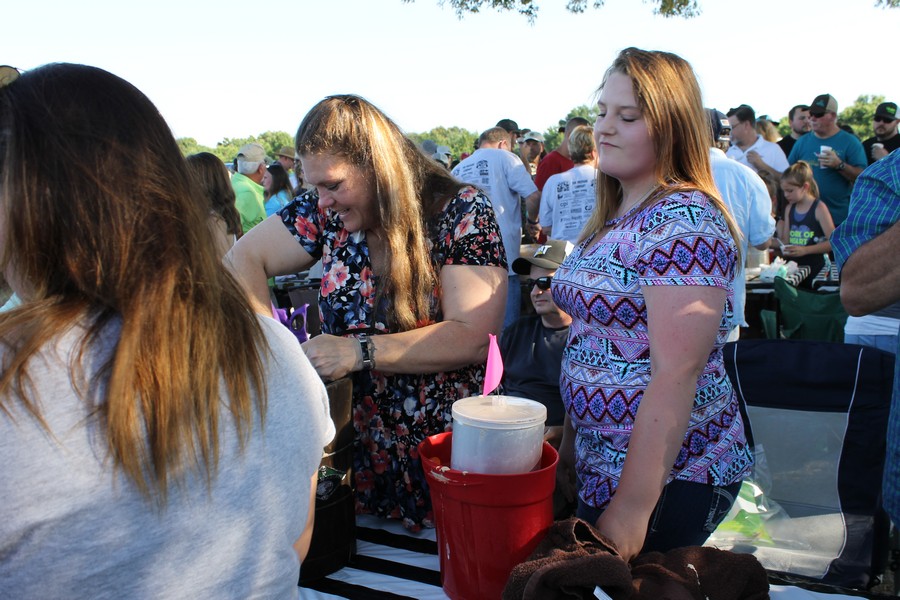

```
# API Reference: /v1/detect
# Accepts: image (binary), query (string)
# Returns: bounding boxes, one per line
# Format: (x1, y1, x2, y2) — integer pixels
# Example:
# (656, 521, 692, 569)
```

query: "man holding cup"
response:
(787, 93, 867, 226)
(862, 102, 899, 165)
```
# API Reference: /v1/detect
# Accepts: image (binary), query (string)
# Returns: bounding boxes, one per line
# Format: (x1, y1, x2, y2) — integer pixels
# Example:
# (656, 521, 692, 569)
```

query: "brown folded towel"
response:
(503, 518, 770, 600)
(502, 517, 633, 600)
(631, 546, 769, 600)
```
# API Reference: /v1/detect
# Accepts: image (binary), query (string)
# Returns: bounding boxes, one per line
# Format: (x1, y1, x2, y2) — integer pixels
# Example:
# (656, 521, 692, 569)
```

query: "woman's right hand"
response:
(302, 334, 361, 381)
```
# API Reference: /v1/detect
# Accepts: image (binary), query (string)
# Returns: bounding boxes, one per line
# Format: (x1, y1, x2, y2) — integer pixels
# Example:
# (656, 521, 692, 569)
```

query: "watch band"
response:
(359, 333, 375, 371)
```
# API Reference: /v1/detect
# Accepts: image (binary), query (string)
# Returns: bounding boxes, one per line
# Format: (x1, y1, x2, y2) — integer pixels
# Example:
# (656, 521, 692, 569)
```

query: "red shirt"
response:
(534, 150, 574, 191)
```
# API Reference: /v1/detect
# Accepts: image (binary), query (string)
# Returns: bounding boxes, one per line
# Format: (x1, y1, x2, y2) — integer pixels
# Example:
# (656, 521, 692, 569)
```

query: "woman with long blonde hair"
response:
(228, 94, 507, 530)
(0, 63, 333, 597)
(553, 48, 752, 561)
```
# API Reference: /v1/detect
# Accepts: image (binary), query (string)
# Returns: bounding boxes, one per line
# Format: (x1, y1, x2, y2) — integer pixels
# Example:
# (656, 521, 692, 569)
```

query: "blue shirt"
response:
(264, 189, 292, 217)
(831, 149, 900, 525)
(788, 130, 867, 226)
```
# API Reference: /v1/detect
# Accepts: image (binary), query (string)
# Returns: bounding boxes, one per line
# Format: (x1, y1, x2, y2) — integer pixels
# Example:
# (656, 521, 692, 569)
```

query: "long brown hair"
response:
(0, 63, 268, 503)
(582, 48, 741, 251)
(187, 152, 242, 238)
(295, 94, 462, 331)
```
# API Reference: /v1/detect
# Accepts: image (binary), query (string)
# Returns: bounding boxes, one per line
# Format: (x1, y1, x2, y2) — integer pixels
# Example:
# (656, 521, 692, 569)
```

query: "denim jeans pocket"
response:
(703, 484, 738, 533)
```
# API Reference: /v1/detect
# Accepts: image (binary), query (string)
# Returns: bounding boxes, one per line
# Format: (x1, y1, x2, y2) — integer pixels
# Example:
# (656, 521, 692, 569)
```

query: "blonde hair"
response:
(567, 125, 596, 163)
(295, 95, 463, 331)
(755, 119, 779, 142)
(581, 48, 741, 254)
(780, 161, 820, 198)
(0, 63, 268, 504)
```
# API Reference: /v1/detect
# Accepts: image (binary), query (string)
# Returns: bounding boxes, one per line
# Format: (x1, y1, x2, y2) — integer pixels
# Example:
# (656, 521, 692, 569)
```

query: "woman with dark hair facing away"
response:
(263, 162, 295, 217)
(187, 151, 242, 256)
(552, 48, 753, 562)
(229, 94, 507, 531)
(0, 63, 334, 597)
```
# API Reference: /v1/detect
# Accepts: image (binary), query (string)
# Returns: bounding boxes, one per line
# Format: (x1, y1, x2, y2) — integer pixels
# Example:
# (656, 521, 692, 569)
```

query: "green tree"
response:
(405, 0, 897, 20)
(214, 136, 258, 163)
(541, 105, 599, 152)
(257, 130, 295, 159)
(403, 0, 699, 19)
(407, 126, 479, 160)
(838, 95, 884, 140)
(208, 131, 294, 164)
(176, 137, 215, 157)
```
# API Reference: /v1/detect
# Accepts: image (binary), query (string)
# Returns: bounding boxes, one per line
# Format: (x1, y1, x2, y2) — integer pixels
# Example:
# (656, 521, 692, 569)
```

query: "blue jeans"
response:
(503, 274, 521, 331)
(844, 333, 898, 355)
(576, 479, 742, 553)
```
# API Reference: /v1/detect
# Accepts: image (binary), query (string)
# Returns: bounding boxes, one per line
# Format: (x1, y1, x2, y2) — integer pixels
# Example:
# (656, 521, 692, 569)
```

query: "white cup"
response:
(818, 145, 832, 168)
(872, 143, 885, 158)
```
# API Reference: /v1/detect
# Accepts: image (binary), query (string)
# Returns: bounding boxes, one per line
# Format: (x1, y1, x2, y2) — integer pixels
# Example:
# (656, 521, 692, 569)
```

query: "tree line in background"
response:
(403, 0, 898, 21)
(176, 95, 888, 162)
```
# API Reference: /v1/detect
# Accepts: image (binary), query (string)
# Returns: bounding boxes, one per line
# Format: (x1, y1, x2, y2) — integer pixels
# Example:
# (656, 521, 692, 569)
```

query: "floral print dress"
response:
(281, 185, 506, 530)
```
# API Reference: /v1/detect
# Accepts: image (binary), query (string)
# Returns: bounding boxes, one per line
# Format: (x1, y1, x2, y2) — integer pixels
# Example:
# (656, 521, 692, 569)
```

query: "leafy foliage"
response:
(541, 104, 599, 151)
(838, 95, 885, 140)
(176, 137, 214, 157)
(177, 131, 295, 163)
(407, 126, 479, 160)
(402, 0, 700, 21)
(405, 0, 893, 20)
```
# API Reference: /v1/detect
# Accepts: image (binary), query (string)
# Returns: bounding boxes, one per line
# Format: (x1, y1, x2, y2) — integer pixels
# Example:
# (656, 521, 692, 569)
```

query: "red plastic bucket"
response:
(419, 432, 558, 600)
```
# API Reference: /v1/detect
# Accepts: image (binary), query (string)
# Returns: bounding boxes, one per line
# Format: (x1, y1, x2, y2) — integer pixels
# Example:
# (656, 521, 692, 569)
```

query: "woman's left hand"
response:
(302, 334, 360, 381)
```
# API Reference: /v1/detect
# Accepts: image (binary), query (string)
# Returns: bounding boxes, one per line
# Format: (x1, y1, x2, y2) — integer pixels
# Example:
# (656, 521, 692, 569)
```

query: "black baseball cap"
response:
(809, 94, 838, 116)
(496, 118, 521, 134)
(875, 102, 898, 121)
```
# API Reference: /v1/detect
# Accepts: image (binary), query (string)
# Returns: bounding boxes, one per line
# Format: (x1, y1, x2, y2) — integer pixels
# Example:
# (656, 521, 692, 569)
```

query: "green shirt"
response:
(231, 172, 266, 234)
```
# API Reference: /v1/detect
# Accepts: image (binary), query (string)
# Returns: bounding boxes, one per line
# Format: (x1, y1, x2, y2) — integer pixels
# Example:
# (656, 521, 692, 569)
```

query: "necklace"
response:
(604, 185, 659, 228)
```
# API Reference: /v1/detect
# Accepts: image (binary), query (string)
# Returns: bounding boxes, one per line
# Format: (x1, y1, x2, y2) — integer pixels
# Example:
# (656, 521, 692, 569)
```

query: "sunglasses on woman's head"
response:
(527, 276, 552, 291)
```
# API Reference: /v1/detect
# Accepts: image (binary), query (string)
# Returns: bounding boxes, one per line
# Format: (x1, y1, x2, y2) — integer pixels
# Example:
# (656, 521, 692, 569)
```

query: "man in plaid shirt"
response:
(832, 149, 900, 526)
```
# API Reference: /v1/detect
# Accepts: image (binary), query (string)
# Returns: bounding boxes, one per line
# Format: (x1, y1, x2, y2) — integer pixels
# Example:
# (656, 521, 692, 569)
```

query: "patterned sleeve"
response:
(434, 186, 508, 269)
(636, 192, 736, 290)
(280, 189, 325, 260)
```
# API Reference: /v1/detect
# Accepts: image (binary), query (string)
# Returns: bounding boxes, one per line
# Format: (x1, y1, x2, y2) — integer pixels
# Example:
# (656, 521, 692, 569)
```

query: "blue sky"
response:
(8, 0, 899, 146)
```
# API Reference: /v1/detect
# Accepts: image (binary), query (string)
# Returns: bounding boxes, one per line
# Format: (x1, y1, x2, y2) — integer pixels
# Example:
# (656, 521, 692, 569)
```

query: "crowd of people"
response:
(1, 52, 898, 598)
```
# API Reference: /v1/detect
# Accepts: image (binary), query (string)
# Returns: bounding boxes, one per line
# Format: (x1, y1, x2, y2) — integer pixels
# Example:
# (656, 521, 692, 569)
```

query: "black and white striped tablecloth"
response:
(299, 515, 448, 600)
(298, 516, 873, 600)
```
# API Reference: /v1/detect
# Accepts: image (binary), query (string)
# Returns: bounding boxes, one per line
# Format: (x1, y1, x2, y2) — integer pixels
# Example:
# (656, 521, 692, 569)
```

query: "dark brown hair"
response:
(187, 152, 242, 238)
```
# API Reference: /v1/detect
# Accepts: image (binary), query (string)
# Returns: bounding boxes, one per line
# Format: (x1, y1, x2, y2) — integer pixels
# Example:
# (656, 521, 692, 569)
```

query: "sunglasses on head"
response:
(874, 116, 895, 124)
(527, 276, 552, 291)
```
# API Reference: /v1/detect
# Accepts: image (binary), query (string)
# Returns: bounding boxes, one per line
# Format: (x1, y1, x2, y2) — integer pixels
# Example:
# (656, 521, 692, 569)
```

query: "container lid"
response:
(452, 395, 547, 430)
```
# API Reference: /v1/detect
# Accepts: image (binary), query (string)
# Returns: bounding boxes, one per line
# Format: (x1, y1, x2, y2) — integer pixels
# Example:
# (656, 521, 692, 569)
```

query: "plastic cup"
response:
(819, 145, 832, 168)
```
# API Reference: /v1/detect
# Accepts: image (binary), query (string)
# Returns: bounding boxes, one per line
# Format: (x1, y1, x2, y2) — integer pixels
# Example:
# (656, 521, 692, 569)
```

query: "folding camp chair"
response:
(761, 276, 848, 342)
(708, 339, 895, 591)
